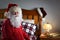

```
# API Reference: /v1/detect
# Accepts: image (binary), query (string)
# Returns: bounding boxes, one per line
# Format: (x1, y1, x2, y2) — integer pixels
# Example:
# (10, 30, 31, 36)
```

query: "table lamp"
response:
(43, 23, 52, 35)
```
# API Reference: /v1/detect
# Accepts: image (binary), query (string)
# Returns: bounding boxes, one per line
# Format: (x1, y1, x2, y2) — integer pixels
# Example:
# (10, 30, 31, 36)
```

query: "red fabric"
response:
(2, 19, 30, 40)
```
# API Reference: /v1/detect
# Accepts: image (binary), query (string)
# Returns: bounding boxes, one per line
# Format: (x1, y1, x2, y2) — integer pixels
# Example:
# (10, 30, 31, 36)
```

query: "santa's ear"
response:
(4, 12, 8, 17)
(4, 12, 11, 18)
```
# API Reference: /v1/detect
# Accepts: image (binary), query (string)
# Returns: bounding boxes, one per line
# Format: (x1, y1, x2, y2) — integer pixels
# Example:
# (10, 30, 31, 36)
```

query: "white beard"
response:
(4, 6, 23, 28)
(10, 15, 23, 28)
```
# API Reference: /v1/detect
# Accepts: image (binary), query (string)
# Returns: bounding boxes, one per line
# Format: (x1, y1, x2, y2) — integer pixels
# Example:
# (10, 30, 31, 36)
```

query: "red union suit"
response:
(2, 19, 30, 40)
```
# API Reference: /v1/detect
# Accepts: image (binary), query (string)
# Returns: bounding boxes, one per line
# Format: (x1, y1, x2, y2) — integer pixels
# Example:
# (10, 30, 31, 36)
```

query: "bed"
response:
(0, 8, 47, 40)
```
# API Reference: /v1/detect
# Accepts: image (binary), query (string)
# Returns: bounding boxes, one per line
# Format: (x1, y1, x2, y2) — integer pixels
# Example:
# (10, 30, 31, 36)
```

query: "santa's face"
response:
(8, 6, 23, 28)
(9, 6, 22, 17)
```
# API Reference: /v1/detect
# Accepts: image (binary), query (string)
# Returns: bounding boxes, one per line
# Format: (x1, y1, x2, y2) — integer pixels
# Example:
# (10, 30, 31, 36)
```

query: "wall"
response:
(0, 0, 60, 33)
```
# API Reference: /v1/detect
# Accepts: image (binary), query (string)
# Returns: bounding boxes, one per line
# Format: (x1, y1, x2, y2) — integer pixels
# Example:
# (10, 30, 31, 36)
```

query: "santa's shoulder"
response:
(3, 18, 9, 24)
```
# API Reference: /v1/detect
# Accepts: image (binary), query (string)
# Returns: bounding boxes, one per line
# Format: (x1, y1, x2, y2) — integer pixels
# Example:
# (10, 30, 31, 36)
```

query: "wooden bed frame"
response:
(0, 8, 47, 36)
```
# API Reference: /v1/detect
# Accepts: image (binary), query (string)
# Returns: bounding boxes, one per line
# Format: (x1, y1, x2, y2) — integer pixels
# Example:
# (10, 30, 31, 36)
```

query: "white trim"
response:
(37, 8, 43, 17)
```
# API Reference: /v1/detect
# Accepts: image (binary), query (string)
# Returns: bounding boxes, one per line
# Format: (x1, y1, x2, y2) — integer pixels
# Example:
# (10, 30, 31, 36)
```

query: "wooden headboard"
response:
(22, 9, 40, 24)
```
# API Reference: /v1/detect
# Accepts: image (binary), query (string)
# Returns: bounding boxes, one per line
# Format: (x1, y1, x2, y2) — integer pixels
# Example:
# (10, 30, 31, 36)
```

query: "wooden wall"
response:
(0, 9, 6, 19)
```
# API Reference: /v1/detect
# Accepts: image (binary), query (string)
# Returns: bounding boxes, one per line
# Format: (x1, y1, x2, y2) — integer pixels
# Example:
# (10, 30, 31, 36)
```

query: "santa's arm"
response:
(2, 23, 7, 40)
(22, 30, 30, 40)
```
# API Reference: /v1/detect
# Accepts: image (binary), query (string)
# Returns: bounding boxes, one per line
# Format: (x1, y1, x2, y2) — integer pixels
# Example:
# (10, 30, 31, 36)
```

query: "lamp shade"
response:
(43, 23, 52, 32)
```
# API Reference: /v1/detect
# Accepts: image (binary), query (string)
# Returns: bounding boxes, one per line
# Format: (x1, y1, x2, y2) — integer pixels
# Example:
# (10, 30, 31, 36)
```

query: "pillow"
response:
(21, 21, 37, 36)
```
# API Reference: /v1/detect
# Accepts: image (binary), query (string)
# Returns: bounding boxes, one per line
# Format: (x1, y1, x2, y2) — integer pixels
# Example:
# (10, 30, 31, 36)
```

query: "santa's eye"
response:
(15, 12, 18, 15)
(11, 12, 18, 15)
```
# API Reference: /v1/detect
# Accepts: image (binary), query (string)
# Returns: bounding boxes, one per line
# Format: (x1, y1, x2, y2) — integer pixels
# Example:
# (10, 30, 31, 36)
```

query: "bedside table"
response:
(40, 33, 60, 40)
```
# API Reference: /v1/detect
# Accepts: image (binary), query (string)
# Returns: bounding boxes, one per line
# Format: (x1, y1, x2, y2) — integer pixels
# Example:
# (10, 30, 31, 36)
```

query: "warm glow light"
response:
(43, 23, 52, 32)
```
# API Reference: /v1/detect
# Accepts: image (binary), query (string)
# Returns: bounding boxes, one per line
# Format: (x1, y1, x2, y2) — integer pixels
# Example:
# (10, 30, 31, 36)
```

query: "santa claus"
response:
(2, 3, 30, 40)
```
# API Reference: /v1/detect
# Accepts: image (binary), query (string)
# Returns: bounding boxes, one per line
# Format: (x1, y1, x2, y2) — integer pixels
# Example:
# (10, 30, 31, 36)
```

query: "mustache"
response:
(10, 15, 23, 20)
